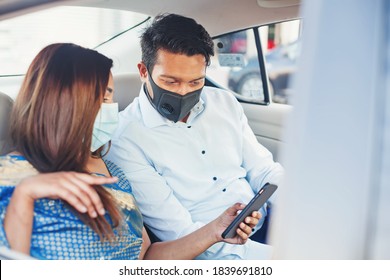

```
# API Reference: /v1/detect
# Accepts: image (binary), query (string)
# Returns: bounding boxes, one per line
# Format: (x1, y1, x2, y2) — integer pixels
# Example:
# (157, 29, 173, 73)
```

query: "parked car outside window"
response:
(208, 20, 301, 105)
(228, 39, 301, 104)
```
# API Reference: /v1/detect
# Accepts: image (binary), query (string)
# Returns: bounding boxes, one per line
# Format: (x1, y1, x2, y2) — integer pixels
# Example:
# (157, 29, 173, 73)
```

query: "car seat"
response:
(0, 91, 13, 155)
(113, 73, 142, 111)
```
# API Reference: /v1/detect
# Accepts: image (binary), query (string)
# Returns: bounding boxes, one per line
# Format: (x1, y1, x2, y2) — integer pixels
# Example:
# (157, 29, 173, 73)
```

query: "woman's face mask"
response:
(145, 72, 203, 123)
(90, 102, 118, 152)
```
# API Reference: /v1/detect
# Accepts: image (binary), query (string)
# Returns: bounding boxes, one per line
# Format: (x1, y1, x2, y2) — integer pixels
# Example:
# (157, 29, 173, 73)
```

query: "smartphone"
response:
(221, 183, 278, 239)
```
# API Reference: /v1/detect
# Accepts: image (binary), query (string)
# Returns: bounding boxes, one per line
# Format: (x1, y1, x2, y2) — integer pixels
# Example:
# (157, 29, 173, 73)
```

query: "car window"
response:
(0, 6, 148, 76)
(208, 19, 302, 105)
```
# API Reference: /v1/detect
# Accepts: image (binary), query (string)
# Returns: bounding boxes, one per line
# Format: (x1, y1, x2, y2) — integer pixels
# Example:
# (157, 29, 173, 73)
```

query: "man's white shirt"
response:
(106, 85, 284, 259)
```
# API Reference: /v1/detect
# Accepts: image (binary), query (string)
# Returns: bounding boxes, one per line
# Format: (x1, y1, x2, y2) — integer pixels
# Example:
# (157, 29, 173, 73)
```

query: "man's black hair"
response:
(140, 13, 214, 71)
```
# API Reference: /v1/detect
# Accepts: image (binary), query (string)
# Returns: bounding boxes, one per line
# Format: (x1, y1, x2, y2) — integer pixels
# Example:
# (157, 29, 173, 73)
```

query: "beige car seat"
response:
(0, 91, 13, 155)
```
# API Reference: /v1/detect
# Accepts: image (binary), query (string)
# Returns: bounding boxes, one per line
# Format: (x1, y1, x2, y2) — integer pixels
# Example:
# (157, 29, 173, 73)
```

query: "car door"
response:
(270, 0, 390, 259)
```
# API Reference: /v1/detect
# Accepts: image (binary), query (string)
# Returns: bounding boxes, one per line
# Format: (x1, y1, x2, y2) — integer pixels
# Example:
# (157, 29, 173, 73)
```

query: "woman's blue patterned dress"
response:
(0, 155, 143, 259)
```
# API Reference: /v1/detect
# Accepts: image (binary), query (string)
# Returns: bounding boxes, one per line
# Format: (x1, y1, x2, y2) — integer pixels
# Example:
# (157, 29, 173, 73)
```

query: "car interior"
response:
(0, 0, 299, 160)
(0, 0, 299, 259)
(1, 0, 389, 261)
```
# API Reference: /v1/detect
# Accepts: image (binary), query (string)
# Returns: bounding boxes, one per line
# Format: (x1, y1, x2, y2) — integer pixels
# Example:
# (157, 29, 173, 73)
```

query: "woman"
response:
(0, 43, 260, 259)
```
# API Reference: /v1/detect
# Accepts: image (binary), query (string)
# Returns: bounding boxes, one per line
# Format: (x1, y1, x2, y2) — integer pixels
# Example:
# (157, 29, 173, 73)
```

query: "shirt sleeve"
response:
(107, 129, 206, 241)
(237, 99, 285, 201)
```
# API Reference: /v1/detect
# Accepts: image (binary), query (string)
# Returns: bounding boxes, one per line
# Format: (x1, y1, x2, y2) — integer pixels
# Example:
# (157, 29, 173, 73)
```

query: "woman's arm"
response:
(4, 172, 117, 254)
(4, 185, 35, 254)
(140, 203, 260, 260)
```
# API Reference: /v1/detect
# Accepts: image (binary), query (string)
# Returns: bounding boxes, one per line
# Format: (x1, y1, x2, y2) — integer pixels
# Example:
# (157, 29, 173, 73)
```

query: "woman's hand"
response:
(15, 172, 118, 218)
(213, 203, 261, 245)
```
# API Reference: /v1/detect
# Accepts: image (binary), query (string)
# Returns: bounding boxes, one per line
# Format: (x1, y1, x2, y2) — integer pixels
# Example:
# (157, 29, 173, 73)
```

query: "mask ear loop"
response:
(144, 70, 160, 112)
(91, 140, 111, 159)
(144, 83, 154, 103)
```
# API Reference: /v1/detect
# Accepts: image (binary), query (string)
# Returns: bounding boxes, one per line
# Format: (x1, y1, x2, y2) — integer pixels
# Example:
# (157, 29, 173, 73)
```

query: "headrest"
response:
(113, 73, 142, 111)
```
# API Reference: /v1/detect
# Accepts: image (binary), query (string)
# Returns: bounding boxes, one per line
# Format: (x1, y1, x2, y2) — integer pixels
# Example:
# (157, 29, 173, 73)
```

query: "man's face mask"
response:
(145, 71, 203, 122)
(91, 102, 119, 152)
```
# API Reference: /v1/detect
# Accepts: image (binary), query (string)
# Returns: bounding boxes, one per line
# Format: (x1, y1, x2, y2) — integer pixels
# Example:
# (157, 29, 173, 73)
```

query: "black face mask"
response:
(145, 73, 203, 122)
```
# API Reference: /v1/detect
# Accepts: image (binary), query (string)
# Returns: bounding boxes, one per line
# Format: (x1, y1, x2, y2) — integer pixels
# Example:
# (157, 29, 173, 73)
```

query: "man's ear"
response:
(137, 62, 148, 82)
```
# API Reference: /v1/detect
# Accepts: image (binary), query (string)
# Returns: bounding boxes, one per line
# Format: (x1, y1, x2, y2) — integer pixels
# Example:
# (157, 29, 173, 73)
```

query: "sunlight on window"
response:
(0, 6, 147, 75)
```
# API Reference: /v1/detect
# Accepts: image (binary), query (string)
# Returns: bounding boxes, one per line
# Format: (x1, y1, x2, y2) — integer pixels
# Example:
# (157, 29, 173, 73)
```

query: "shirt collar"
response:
(139, 83, 205, 128)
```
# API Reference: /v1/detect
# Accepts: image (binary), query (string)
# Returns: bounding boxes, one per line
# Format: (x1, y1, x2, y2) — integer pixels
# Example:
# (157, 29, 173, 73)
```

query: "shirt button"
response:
(213, 177, 217, 181)
(222, 188, 226, 192)
(187, 126, 191, 128)
(201, 150, 206, 154)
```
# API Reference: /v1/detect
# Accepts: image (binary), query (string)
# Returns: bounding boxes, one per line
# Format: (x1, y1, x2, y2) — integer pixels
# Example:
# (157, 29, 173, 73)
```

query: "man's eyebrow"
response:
(191, 76, 206, 82)
(106, 87, 114, 93)
(160, 75, 206, 82)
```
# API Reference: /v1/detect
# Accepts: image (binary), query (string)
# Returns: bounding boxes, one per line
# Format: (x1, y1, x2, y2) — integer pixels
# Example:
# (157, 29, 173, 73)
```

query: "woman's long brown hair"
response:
(10, 43, 121, 240)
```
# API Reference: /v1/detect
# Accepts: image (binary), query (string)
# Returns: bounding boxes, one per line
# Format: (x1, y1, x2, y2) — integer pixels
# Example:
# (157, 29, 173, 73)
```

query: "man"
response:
(107, 13, 284, 259)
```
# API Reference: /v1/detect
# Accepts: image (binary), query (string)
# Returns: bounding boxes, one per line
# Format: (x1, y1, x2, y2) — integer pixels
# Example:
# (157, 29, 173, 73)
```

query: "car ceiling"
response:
(0, 0, 300, 37)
